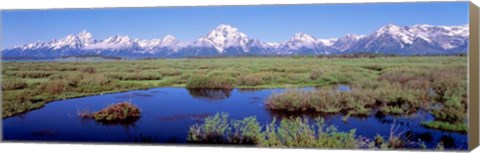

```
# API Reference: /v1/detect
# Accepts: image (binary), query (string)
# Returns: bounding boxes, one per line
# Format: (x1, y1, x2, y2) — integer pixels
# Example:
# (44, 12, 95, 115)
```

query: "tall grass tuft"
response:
(2, 79, 28, 90)
(187, 113, 261, 144)
(186, 75, 234, 89)
(188, 113, 359, 148)
(88, 102, 141, 122)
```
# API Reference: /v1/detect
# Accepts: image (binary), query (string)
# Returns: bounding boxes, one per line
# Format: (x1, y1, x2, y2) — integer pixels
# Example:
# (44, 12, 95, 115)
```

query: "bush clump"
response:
(309, 69, 323, 80)
(236, 74, 264, 86)
(186, 75, 234, 89)
(81, 66, 97, 74)
(37, 80, 69, 95)
(16, 71, 53, 78)
(109, 72, 163, 81)
(2, 79, 28, 90)
(421, 121, 467, 133)
(265, 88, 376, 115)
(260, 117, 357, 148)
(85, 102, 141, 122)
(187, 113, 359, 148)
(187, 113, 261, 144)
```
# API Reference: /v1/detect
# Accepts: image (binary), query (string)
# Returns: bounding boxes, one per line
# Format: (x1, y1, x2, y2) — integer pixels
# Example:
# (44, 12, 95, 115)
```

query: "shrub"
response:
(362, 65, 384, 71)
(79, 74, 112, 86)
(265, 88, 375, 115)
(187, 113, 261, 144)
(37, 80, 69, 95)
(375, 82, 429, 114)
(16, 71, 52, 78)
(2, 79, 28, 90)
(236, 74, 264, 86)
(187, 113, 358, 148)
(109, 72, 163, 80)
(265, 90, 324, 112)
(377, 67, 431, 90)
(186, 75, 234, 89)
(159, 69, 182, 76)
(310, 69, 322, 80)
(259, 117, 357, 148)
(230, 116, 262, 144)
(430, 68, 466, 101)
(187, 112, 230, 143)
(81, 66, 96, 74)
(88, 102, 141, 122)
(421, 121, 467, 133)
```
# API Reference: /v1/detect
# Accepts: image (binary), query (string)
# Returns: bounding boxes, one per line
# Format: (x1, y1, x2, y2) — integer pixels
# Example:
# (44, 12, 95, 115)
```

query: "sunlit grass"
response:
(2, 55, 467, 132)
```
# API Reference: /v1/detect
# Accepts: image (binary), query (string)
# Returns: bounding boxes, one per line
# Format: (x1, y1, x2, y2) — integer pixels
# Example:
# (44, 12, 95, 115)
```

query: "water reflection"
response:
(187, 88, 232, 101)
(159, 113, 211, 122)
(115, 92, 154, 99)
(267, 109, 335, 120)
(31, 129, 56, 137)
(129, 134, 159, 143)
(439, 135, 456, 149)
(238, 88, 263, 93)
(93, 117, 140, 129)
(3, 87, 467, 150)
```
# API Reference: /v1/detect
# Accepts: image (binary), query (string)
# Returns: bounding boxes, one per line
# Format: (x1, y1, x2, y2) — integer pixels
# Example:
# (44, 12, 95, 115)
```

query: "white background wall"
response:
(0, 0, 479, 153)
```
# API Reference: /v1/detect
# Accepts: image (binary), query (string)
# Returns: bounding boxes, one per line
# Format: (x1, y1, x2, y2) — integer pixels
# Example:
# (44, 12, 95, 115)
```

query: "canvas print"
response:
(1, 2, 470, 151)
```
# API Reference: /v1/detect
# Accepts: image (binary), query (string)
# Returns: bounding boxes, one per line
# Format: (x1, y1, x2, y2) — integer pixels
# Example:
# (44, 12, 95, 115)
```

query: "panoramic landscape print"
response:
(1, 2, 470, 151)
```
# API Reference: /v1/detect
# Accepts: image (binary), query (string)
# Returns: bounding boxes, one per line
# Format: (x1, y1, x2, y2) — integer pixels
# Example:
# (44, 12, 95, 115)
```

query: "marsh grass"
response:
(15, 71, 53, 78)
(2, 56, 467, 123)
(187, 112, 261, 144)
(79, 102, 141, 122)
(188, 113, 426, 149)
(259, 117, 357, 148)
(421, 121, 467, 133)
(2, 79, 28, 90)
(186, 75, 234, 89)
(265, 87, 376, 115)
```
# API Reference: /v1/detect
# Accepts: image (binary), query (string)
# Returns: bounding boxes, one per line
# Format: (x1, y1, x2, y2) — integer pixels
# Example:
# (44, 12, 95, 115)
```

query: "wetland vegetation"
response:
(1, 55, 468, 149)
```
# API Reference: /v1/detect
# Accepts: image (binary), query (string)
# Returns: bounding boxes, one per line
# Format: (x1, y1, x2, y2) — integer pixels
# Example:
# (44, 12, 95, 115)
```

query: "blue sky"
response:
(1, 2, 469, 49)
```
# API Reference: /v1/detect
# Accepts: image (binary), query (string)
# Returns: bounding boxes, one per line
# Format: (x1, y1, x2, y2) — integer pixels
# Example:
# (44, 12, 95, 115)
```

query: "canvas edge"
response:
(468, 1, 480, 151)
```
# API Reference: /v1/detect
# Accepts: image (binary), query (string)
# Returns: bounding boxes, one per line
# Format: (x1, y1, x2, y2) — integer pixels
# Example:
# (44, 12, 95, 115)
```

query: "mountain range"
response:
(2, 24, 469, 58)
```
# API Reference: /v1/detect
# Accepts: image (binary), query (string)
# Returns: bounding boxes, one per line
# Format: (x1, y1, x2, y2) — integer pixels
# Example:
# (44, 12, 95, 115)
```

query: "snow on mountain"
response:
(192, 24, 250, 53)
(2, 24, 469, 58)
(332, 34, 365, 52)
(345, 24, 469, 54)
(276, 33, 337, 55)
(40, 30, 95, 50)
(138, 35, 179, 54)
(317, 38, 338, 47)
(84, 35, 140, 51)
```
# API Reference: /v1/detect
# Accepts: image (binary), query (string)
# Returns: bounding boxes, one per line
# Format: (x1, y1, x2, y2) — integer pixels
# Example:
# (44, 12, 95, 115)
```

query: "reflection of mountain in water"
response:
(187, 88, 232, 101)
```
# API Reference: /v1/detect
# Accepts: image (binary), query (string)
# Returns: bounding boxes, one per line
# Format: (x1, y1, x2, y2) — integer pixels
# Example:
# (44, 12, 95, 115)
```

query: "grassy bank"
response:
(2, 56, 467, 132)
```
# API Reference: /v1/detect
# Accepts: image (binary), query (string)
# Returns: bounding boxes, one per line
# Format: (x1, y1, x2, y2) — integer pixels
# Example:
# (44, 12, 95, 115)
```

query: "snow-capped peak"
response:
(375, 24, 404, 36)
(290, 33, 317, 42)
(104, 35, 132, 43)
(213, 24, 238, 32)
(77, 30, 94, 42)
(317, 38, 338, 46)
(3, 24, 469, 57)
(162, 34, 177, 44)
(197, 24, 250, 52)
(343, 34, 366, 40)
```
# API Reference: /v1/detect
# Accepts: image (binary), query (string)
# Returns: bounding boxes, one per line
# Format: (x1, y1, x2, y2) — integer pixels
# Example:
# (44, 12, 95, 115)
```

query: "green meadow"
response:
(1, 56, 468, 133)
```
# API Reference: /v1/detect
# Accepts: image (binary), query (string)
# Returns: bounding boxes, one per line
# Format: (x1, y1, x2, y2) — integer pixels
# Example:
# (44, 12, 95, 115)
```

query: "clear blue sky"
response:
(1, 2, 469, 49)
